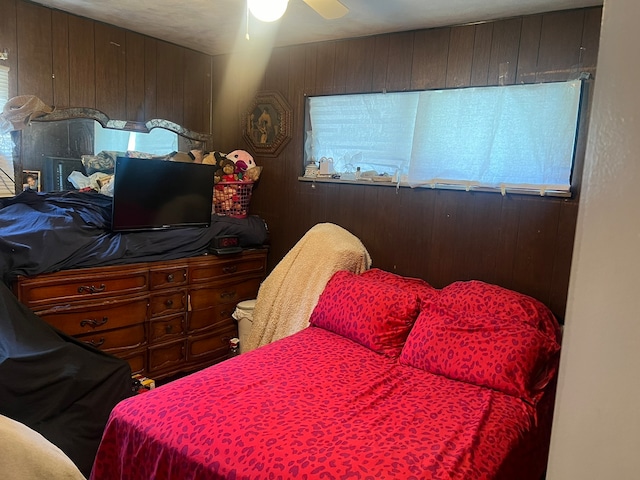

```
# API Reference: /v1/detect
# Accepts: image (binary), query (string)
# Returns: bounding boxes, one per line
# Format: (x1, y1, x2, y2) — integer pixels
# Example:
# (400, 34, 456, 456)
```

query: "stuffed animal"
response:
(204, 152, 231, 184)
(168, 151, 193, 163)
(202, 152, 216, 165)
(191, 150, 204, 163)
(226, 150, 256, 174)
(204, 150, 261, 184)
(244, 165, 262, 182)
(220, 158, 236, 182)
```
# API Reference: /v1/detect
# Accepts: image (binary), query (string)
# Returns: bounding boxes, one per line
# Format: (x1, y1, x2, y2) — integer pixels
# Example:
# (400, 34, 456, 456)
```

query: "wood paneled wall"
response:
(214, 7, 602, 321)
(0, 0, 212, 155)
(0, 0, 602, 321)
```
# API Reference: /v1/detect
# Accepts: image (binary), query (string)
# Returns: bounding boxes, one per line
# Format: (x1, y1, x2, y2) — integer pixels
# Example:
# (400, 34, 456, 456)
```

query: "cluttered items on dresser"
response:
(0, 190, 269, 283)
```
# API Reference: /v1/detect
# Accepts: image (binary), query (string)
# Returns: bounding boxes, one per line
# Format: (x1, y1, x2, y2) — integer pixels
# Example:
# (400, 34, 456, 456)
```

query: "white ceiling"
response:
(32, 0, 602, 56)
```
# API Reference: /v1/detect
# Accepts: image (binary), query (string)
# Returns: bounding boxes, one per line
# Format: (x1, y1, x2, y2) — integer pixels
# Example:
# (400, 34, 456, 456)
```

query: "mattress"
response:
(91, 327, 546, 479)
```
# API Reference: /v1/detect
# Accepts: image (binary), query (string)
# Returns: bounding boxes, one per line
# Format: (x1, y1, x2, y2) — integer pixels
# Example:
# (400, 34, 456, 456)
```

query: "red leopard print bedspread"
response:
(91, 327, 549, 479)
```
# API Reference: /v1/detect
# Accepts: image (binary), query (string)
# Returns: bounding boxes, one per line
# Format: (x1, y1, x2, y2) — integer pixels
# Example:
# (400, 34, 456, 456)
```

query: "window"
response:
(305, 80, 583, 195)
(0, 65, 14, 197)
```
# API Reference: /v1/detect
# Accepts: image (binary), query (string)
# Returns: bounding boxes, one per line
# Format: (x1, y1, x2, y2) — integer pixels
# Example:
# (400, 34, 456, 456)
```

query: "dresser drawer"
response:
(189, 254, 266, 284)
(120, 347, 147, 376)
(149, 290, 187, 318)
(149, 313, 186, 344)
(36, 295, 148, 336)
(17, 267, 149, 309)
(148, 339, 187, 374)
(77, 324, 146, 353)
(188, 305, 235, 334)
(189, 278, 261, 311)
(149, 265, 188, 290)
(187, 323, 237, 363)
(13, 249, 268, 380)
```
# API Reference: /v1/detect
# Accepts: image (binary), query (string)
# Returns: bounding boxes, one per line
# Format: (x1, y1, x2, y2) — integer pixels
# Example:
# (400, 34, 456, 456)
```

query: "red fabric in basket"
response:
(213, 181, 253, 218)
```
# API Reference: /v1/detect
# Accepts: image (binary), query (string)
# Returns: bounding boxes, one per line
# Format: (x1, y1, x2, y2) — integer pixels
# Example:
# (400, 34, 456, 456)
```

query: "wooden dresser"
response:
(13, 249, 267, 380)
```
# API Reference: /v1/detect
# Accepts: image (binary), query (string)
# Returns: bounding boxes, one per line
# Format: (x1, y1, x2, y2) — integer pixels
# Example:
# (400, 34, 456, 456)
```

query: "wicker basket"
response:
(212, 181, 254, 218)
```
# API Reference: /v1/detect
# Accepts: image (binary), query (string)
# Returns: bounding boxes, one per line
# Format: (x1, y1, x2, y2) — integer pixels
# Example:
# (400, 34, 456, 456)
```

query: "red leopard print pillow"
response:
(437, 280, 561, 342)
(310, 270, 421, 358)
(400, 281, 561, 404)
(360, 268, 439, 306)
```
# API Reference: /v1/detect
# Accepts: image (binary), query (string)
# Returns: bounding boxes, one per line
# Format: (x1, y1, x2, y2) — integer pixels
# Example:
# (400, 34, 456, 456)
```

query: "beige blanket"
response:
(0, 415, 85, 480)
(244, 223, 371, 352)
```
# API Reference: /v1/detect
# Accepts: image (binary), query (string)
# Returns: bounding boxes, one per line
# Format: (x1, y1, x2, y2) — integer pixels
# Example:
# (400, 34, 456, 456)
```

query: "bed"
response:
(91, 269, 561, 480)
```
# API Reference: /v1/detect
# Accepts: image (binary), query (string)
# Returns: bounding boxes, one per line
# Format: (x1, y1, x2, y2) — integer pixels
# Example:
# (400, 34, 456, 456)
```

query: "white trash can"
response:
(232, 299, 256, 354)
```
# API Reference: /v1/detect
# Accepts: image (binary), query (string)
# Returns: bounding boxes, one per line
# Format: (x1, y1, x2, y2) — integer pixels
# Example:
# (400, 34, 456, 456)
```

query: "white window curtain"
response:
(0, 65, 15, 197)
(408, 80, 582, 192)
(306, 80, 582, 194)
(307, 92, 418, 176)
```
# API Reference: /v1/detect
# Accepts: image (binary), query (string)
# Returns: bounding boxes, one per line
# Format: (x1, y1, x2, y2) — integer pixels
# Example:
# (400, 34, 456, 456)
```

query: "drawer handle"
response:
(78, 284, 106, 294)
(220, 291, 236, 299)
(165, 299, 174, 307)
(80, 317, 108, 328)
(223, 265, 238, 274)
(165, 324, 173, 334)
(220, 310, 233, 318)
(167, 274, 174, 282)
(85, 337, 105, 348)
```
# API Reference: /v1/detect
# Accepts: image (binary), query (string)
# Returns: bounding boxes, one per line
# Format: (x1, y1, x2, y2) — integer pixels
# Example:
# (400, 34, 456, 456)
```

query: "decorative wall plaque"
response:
(243, 91, 292, 157)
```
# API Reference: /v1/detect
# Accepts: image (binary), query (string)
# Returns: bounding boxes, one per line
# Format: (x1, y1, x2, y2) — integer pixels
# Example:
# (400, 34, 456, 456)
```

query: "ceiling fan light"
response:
(248, 0, 289, 22)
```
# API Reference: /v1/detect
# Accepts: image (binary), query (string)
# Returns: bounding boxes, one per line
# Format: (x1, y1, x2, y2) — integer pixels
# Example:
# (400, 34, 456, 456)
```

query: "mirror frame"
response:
(30, 107, 213, 146)
(10, 108, 214, 195)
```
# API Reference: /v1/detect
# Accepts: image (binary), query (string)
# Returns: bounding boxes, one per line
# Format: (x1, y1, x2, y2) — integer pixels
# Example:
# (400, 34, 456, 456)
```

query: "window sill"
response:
(297, 176, 571, 198)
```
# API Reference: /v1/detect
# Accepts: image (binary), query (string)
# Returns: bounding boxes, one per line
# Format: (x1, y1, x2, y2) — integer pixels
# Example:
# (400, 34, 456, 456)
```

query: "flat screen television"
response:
(111, 156, 215, 232)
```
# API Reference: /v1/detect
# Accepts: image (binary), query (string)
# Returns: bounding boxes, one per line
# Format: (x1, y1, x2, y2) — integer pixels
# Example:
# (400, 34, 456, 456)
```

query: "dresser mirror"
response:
(17, 108, 213, 192)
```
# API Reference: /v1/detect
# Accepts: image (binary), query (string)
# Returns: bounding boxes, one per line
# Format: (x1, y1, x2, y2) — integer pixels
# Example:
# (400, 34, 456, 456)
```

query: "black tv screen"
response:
(112, 156, 215, 232)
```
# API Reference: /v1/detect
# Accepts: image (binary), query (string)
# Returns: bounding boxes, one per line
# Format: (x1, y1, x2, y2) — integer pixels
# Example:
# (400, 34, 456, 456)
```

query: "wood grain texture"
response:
(183, 48, 211, 134)
(68, 15, 95, 108)
(16, 1, 52, 101)
(0, 0, 18, 99)
(385, 32, 414, 92)
(536, 9, 586, 82)
(516, 14, 542, 84)
(487, 17, 522, 86)
(470, 23, 493, 87)
(144, 37, 158, 121)
(236, 7, 602, 322)
(10, 0, 216, 183)
(95, 23, 126, 119)
(51, 10, 70, 107)
(371, 35, 390, 92)
(446, 25, 475, 88)
(125, 31, 145, 122)
(314, 41, 337, 95)
(7, 1, 602, 322)
(580, 7, 602, 77)
(411, 27, 449, 90)
(344, 36, 374, 93)
(156, 40, 184, 126)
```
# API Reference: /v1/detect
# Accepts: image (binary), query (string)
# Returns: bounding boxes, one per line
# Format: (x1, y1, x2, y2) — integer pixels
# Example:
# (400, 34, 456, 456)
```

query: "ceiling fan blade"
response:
(302, 0, 349, 20)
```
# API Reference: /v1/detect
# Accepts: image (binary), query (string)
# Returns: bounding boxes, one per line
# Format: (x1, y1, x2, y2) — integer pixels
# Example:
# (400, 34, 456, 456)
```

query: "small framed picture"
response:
(22, 170, 41, 192)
